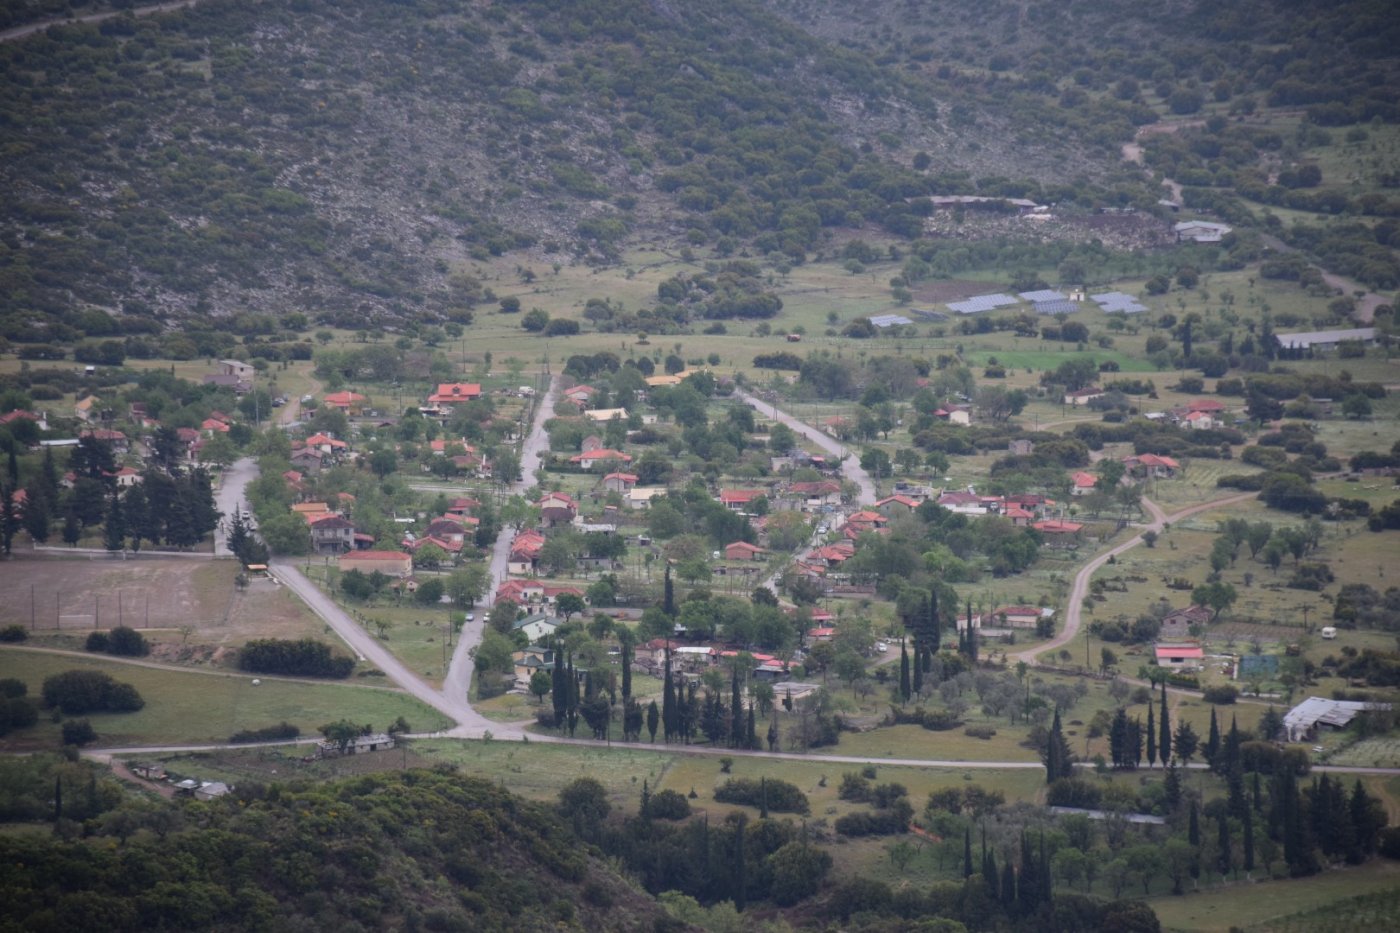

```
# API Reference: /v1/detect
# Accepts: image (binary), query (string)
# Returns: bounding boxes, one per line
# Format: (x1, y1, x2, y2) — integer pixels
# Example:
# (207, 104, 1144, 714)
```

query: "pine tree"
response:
(5, 448, 16, 487)
(40, 447, 58, 500)
(767, 715, 778, 753)
(1147, 703, 1157, 768)
(760, 776, 769, 819)
(899, 640, 911, 703)
(21, 484, 49, 544)
(1159, 686, 1172, 764)
(1164, 760, 1182, 812)
(640, 779, 651, 819)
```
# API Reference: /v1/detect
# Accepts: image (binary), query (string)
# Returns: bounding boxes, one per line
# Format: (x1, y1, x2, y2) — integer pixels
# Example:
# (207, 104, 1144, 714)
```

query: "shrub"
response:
(85, 632, 110, 653)
(1203, 684, 1238, 705)
(838, 772, 870, 801)
(1046, 777, 1103, 809)
(0, 625, 27, 643)
(647, 789, 691, 820)
(106, 626, 149, 657)
(964, 725, 997, 739)
(919, 709, 963, 731)
(239, 638, 355, 678)
(41, 670, 145, 715)
(834, 798, 913, 836)
(229, 722, 301, 744)
(61, 719, 97, 746)
(714, 777, 809, 814)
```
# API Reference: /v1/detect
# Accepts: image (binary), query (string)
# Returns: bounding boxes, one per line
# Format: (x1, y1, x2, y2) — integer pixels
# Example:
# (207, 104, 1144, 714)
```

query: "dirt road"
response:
(1013, 492, 1256, 665)
(0, 0, 200, 44)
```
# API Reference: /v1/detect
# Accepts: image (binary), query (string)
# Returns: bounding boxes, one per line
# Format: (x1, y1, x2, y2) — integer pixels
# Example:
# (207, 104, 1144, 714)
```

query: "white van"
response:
(1320, 626, 1337, 640)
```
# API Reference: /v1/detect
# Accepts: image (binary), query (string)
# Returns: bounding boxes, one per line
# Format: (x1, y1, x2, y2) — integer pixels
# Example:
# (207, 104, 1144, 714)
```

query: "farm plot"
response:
(1327, 737, 1400, 768)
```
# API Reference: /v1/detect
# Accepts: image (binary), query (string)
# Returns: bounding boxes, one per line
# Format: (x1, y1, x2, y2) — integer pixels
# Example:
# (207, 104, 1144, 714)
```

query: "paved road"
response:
(735, 389, 877, 502)
(1013, 491, 1256, 665)
(213, 457, 259, 557)
(270, 559, 473, 728)
(0, 0, 200, 44)
(441, 376, 558, 715)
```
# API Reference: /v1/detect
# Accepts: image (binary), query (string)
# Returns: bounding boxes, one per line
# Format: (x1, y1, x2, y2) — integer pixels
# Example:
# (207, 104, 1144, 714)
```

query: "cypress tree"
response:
(641, 779, 651, 819)
(747, 704, 756, 749)
(730, 668, 743, 748)
(1147, 703, 1157, 768)
(621, 638, 632, 700)
(767, 715, 778, 753)
(1044, 708, 1073, 783)
(1017, 833, 1038, 916)
(760, 776, 769, 819)
(663, 563, 675, 616)
(734, 813, 747, 911)
(552, 654, 567, 725)
(925, 587, 941, 653)
(899, 641, 911, 703)
(1109, 708, 1127, 769)
(964, 826, 973, 878)
(984, 845, 998, 899)
(5, 448, 15, 487)
(53, 776, 61, 825)
(662, 652, 676, 742)
(1243, 807, 1255, 873)
(41, 447, 58, 500)
(1000, 860, 1016, 908)
(1205, 707, 1220, 768)
(912, 648, 923, 695)
(1216, 810, 1232, 878)
(1159, 685, 1172, 764)
(1189, 799, 1201, 880)
(646, 700, 659, 743)
(1164, 760, 1182, 812)
(102, 491, 126, 552)
(1130, 716, 1143, 769)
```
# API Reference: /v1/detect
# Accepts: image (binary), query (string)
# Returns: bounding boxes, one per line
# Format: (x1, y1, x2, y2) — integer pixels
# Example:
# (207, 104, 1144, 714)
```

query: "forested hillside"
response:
(0, 0, 1126, 338)
(2, 0, 1396, 337)
(0, 767, 669, 931)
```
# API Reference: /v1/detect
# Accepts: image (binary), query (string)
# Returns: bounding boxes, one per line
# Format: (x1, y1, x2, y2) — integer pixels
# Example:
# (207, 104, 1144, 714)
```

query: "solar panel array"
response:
(868, 314, 913, 328)
(1018, 289, 1065, 302)
(1034, 299, 1078, 315)
(1091, 291, 1147, 314)
(947, 293, 1019, 315)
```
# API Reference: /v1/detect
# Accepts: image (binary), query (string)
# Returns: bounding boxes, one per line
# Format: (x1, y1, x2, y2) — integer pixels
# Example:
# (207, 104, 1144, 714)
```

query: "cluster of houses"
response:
(126, 762, 231, 801)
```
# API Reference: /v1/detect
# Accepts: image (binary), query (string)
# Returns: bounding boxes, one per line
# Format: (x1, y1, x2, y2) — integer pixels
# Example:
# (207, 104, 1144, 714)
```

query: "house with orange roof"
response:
(1123, 453, 1179, 479)
(106, 466, 142, 488)
(338, 550, 411, 576)
(719, 489, 765, 511)
(1070, 471, 1099, 496)
(875, 494, 920, 516)
(570, 448, 632, 470)
(322, 391, 366, 413)
(724, 541, 767, 561)
(426, 383, 481, 407)
(201, 418, 230, 434)
(1033, 519, 1084, 548)
(602, 471, 638, 493)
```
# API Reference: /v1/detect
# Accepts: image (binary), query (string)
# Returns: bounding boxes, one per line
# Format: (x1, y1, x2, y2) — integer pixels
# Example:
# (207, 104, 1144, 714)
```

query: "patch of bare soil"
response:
(0, 555, 324, 665)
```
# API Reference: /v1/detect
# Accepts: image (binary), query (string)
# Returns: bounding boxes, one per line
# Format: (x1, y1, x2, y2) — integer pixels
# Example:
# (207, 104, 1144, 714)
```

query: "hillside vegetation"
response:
(0, 766, 668, 931)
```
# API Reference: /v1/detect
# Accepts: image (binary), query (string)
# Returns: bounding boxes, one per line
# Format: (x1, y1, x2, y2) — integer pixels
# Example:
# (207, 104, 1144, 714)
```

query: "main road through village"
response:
(91, 381, 1400, 778)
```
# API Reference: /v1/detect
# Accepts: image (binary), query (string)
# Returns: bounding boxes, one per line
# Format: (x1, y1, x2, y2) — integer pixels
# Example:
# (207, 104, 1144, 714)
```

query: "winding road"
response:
(735, 388, 877, 502)
(1013, 491, 1257, 665)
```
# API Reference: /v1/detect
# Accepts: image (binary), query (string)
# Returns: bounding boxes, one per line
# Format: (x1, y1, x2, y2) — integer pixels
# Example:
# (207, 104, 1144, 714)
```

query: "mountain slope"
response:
(0, 0, 1123, 337)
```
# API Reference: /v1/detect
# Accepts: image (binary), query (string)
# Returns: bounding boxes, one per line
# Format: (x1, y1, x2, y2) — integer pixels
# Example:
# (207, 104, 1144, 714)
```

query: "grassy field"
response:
(0, 648, 452, 747)
(1147, 859, 1400, 933)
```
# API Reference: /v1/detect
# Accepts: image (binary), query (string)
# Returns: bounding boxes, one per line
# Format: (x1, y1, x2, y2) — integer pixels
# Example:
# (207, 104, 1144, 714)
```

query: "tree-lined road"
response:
(736, 389, 877, 502)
